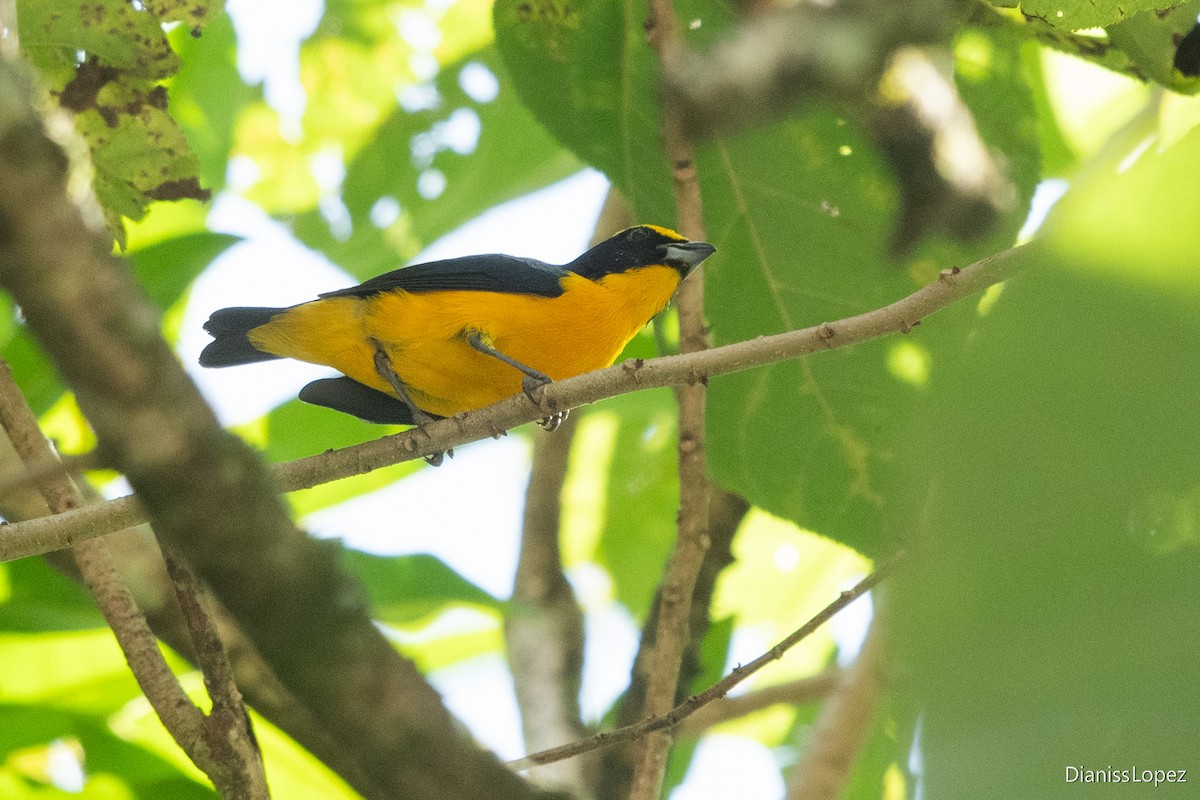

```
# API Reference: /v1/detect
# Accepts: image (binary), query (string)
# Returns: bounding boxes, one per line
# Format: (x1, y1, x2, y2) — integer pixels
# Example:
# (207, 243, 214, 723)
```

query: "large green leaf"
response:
(493, 0, 674, 219)
(496, 2, 1038, 554)
(892, 114, 1200, 800)
(702, 25, 1039, 555)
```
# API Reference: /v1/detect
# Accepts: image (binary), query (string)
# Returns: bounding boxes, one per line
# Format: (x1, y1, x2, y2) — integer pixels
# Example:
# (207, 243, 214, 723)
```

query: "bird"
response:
(199, 224, 715, 436)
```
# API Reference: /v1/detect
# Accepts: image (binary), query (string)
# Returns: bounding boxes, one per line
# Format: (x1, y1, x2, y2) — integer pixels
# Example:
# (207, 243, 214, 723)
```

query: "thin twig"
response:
(786, 611, 890, 800)
(677, 669, 842, 738)
(0, 362, 209, 779)
(508, 552, 903, 771)
(0, 244, 1032, 562)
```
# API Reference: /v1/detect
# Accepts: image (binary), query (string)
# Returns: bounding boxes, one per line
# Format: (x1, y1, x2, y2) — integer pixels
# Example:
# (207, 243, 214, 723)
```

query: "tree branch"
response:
(0, 243, 1032, 562)
(786, 611, 890, 800)
(508, 552, 902, 771)
(597, 488, 745, 800)
(677, 670, 842, 738)
(0, 54, 542, 800)
(162, 547, 268, 799)
(0, 361, 237, 792)
(625, 0, 713, 795)
(506, 414, 590, 797)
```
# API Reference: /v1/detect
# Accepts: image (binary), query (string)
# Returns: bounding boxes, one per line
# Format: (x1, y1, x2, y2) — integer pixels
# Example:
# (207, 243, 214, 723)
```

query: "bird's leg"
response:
(372, 345, 451, 466)
(464, 331, 569, 432)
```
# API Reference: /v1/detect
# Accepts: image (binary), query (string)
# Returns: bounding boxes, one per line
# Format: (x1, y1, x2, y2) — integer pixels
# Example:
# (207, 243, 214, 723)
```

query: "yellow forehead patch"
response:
(637, 224, 688, 242)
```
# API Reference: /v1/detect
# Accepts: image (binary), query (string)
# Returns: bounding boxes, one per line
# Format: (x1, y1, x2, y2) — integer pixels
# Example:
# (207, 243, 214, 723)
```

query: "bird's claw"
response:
(424, 447, 454, 467)
(538, 409, 570, 432)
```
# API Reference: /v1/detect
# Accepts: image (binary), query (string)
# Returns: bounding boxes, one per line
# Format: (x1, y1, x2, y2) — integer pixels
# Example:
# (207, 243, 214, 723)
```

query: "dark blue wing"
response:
(319, 254, 567, 299)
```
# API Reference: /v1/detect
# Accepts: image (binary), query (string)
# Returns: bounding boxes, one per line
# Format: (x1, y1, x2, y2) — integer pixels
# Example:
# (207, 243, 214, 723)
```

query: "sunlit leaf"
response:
(493, 0, 675, 219)
(893, 124, 1200, 798)
(990, 0, 1191, 29)
(167, 14, 252, 191)
(128, 232, 240, 311)
(293, 45, 578, 277)
(0, 560, 103, 633)
(594, 390, 679, 620)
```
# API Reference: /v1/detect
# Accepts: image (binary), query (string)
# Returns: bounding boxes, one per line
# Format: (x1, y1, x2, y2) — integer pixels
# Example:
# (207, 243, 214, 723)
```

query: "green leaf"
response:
(18, 0, 179, 80)
(496, 1, 1038, 554)
(342, 550, 501, 626)
(0, 630, 143, 714)
(592, 390, 680, 620)
(293, 45, 578, 277)
(128, 232, 240, 311)
(142, 0, 225, 29)
(0, 560, 104, 633)
(493, 0, 675, 220)
(705, 24, 1039, 554)
(1108, 0, 1200, 94)
(893, 126, 1200, 798)
(997, 0, 1192, 30)
(167, 13, 253, 192)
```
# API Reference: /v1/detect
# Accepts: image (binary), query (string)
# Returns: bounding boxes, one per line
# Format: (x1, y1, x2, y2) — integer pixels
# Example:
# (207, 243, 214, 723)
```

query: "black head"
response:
(568, 225, 716, 281)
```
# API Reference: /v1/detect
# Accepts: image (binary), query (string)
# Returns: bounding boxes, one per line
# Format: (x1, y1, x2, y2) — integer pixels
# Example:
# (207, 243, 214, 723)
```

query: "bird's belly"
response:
(364, 286, 644, 417)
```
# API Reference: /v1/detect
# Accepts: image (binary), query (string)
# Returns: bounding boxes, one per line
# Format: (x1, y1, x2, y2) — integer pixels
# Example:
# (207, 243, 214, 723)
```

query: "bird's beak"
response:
(658, 240, 716, 273)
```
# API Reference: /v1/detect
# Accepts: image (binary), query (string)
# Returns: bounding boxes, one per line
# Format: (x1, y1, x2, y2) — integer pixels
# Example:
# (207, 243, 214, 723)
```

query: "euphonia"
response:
(200, 225, 715, 429)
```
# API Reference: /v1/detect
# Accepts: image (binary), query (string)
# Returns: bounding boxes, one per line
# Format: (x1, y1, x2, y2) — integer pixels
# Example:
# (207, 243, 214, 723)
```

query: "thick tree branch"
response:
(0, 243, 1032, 562)
(0, 55, 542, 800)
(509, 553, 902, 771)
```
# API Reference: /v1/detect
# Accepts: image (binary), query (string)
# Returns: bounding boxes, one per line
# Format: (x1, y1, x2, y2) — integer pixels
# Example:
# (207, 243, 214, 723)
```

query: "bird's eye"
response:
(625, 227, 648, 242)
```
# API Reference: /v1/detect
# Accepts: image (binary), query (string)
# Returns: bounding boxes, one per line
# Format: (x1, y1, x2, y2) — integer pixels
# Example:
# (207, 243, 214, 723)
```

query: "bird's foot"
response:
(538, 409, 570, 433)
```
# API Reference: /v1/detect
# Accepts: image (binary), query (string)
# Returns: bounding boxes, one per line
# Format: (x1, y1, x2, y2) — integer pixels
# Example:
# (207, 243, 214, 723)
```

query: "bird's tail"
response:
(199, 306, 286, 367)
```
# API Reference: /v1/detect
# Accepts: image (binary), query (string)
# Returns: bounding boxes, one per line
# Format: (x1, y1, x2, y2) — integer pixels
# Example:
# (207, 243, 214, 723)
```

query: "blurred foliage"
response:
(4, 0, 1200, 797)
